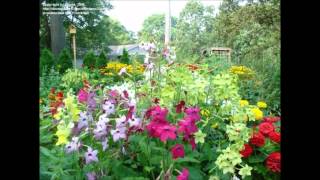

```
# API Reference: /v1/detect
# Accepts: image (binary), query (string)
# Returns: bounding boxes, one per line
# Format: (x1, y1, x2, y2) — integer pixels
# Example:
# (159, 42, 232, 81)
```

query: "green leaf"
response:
(175, 157, 201, 164)
(248, 155, 265, 163)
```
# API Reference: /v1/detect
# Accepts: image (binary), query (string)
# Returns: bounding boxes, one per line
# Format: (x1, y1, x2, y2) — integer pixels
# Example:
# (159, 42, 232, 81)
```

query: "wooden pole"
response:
(73, 34, 76, 68)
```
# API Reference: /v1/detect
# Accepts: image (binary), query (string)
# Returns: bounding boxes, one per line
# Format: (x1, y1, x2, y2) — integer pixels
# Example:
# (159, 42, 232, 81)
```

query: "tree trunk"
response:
(50, 14, 66, 58)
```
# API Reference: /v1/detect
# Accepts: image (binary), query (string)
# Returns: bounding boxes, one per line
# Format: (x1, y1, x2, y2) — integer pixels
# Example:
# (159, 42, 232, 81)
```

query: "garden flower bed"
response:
(40, 58, 280, 180)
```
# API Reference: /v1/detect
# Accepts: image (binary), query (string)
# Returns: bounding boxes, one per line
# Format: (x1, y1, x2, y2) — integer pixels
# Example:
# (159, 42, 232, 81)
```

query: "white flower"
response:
(116, 115, 127, 128)
(102, 101, 116, 116)
(111, 127, 126, 142)
(101, 139, 109, 151)
(118, 67, 127, 76)
(128, 115, 141, 127)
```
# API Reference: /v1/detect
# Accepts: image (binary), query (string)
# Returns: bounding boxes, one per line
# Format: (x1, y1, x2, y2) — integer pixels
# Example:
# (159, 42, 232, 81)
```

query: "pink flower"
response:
(146, 121, 168, 138)
(109, 90, 119, 97)
(189, 137, 196, 150)
(157, 124, 177, 142)
(178, 117, 198, 137)
(78, 89, 88, 103)
(184, 107, 201, 121)
(177, 168, 189, 180)
(151, 106, 169, 123)
(171, 144, 185, 159)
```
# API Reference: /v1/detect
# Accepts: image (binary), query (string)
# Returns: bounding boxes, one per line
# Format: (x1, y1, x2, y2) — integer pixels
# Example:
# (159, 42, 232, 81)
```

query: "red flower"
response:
(151, 106, 169, 123)
(263, 116, 281, 123)
(144, 106, 158, 119)
(146, 121, 168, 138)
(123, 90, 129, 99)
(259, 122, 275, 135)
(249, 132, 265, 147)
(153, 98, 160, 104)
(157, 124, 177, 142)
(50, 87, 56, 94)
(189, 137, 196, 150)
(171, 144, 185, 159)
(177, 168, 189, 180)
(268, 131, 281, 143)
(126, 106, 135, 121)
(175, 101, 185, 113)
(266, 152, 281, 173)
(240, 144, 253, 158)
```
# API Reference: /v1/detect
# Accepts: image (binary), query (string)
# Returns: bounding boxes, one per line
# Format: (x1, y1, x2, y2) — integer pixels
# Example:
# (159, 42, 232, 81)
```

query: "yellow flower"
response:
(56, 134, 68, 145)
(53, 107, 63, 120)
(200, 109, 210, 117)
(251, 107, 263, 120)
(39, 99, 43, 104)
(240, 100, 249, 107)
(211, 122, 219, 129)
(257, 101, 267, 109)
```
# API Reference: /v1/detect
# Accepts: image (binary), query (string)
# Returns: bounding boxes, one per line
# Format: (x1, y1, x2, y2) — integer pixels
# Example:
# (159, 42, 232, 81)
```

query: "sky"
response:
(105, 0, 223, 33)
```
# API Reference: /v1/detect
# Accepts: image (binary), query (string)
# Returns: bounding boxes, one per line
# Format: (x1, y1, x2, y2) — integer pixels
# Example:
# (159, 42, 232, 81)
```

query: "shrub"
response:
(40, 48, 55, 74)
(120, 48, 130, 64)
(57, 49, 73, 73)
(95, 51, 108, 68)
(83, 50, 97, 68)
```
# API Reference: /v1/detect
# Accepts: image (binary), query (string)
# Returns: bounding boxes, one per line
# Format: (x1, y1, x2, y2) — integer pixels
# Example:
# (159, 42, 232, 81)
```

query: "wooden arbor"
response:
(202, 47, 232, 62)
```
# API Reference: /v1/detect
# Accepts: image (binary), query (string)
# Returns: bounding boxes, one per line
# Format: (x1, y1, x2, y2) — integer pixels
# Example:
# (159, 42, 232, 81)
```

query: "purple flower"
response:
(86, 172, 96, 180)
(116, 115, 127, 128)
(128, 115, 142, 127)
(87, 92, 97, 111)
(101, 139, 109, 151)
(98, 113, 110, 124)
(65, 137, 81, 154)
(93, 124, 108, 140)
(111, 127, 126, 142)
(77, 112, 89, 130)
(102, 101, 116, 116)
(85, 147, 99, 164)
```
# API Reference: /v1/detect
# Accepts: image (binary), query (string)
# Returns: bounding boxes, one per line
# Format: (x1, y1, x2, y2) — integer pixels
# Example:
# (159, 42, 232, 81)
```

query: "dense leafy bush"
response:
(95, 51, 108, 68)
(120, 48, 130, 64)
(83, 50, 97, 68)
(57, 49, 73, 73)
(61, 69, 89, 92)
(40, 48, 55, 74)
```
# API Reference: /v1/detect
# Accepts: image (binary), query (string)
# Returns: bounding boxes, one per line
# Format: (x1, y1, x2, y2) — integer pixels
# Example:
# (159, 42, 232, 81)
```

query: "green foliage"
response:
(83, 50, 97, 68)
(95, 51, 108, 68)
(61, 69, 89, 92)
(57, 49, 73, 73)
(175, 0, 215, 62)
(40, 68, 62, 99)
(120, 48, 130, 64)
(40, 48, 55, 74)
(138, 14, 177, 48)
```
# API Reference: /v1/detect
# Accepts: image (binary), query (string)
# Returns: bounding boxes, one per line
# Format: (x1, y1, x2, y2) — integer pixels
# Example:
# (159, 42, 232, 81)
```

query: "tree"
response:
(120, 48, 130, 64)
(57, 48, 73, 73)
(83, 50, 97, 68)
(96, 51, 108, 68)
(138, 14, 177, 48)
(40, 0, 112, 56)
(175, 0, 215, 62)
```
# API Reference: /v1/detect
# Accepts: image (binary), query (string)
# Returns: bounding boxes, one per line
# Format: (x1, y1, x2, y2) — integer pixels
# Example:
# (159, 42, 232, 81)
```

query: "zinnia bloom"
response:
(257, 101, 267, 108)
(249, 132, 265, 147)
(171, 144, 185, 159)
(239, 144, 253, 158)
(240, 100, 249, 107)
(263, 116, 281, 123)
(251, 108, 263, 120)
(177, 168, 189, 180)
(266, 152, 281, 173)
(268, 131, 281, 143)
(85, 147, 99, 164)
(259, 122, 275, 135)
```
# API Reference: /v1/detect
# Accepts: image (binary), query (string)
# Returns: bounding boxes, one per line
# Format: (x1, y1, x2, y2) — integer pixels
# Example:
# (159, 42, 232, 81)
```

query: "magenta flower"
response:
(85, 147, 99, 164)
(109, 90, 119, 97)
(93, 125, 108, 140)
(177, 168, 189, 180)
(87, 92, 97, 111)
(146, 121, 168, 138)
(151, 106, 169, 123)
(78, 89, 88, 103)
(178, 117, 198, 137)
(157, 124, 177, 142)
(171, 144, 185, 159)
(184, 107, 201, 121)
(111, 127, 126, 142)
